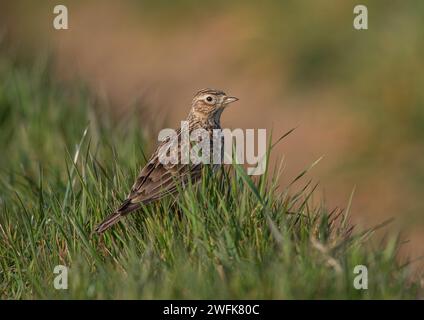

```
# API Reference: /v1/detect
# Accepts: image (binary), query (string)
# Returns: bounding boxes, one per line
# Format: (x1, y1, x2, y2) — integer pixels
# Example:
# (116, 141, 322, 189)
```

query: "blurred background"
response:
(1, 0, 423, 264)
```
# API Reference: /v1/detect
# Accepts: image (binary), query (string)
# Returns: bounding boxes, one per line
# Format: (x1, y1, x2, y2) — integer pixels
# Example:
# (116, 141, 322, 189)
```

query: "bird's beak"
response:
(223, 96, 239, 106)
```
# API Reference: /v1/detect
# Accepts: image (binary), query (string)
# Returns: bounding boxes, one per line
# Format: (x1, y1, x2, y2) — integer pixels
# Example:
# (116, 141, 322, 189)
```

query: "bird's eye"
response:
(206, 96, 213, 102)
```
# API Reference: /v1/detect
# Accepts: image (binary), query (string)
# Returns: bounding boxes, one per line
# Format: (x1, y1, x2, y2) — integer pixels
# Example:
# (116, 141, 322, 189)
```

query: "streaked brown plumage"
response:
(95, 88, 238, 233)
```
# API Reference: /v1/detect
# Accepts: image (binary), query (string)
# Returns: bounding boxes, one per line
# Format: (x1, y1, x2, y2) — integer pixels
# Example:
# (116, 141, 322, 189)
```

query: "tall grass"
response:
(0, 57, 419, 299)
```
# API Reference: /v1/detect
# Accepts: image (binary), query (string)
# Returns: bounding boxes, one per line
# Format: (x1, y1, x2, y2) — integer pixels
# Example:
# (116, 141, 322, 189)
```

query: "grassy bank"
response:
(0, 58, 419, 299)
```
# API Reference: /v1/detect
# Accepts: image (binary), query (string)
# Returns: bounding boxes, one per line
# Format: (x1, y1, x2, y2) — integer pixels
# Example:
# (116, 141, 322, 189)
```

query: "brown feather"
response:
(95, 88, 236, 234)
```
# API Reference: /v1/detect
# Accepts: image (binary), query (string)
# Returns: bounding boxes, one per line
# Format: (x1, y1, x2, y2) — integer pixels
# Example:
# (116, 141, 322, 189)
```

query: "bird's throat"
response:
(188, 109, 223, 128)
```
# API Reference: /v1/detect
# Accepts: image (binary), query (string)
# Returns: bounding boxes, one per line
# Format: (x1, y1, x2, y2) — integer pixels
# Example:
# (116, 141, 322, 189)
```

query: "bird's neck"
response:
(187, 109, 222, 129)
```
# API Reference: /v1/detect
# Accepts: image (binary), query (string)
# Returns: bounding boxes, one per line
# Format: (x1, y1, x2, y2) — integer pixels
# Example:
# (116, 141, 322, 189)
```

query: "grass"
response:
(0, 57, 420, 299)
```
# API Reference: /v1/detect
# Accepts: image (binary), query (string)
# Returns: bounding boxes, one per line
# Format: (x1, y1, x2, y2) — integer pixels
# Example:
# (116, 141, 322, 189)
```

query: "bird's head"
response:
(189, 88, 238, 122)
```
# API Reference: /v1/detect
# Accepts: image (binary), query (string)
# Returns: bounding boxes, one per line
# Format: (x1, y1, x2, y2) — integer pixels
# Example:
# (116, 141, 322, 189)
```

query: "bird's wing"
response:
(126, 128, 203, 205)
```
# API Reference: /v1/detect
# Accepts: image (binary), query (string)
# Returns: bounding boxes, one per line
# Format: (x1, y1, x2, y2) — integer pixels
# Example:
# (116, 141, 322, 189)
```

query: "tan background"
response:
(1, 0, 423, 267)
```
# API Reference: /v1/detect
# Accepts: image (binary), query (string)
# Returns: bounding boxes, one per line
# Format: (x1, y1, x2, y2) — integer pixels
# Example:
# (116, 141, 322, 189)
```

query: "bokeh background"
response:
(1, 0, 423, 264)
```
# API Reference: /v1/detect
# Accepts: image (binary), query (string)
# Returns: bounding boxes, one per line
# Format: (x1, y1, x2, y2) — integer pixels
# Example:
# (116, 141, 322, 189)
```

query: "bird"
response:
(95, 88, 239, 233)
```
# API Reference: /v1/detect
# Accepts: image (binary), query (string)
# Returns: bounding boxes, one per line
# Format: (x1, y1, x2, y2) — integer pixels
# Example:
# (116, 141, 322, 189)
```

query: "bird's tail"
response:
(94, 211, 122, 234)
(95, 200, 140, 234)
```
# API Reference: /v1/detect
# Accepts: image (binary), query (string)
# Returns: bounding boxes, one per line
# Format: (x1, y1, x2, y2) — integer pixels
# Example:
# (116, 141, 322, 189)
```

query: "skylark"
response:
(95, 88, 238, 233)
